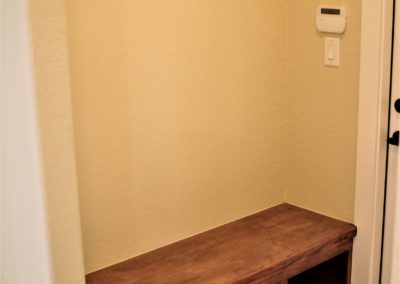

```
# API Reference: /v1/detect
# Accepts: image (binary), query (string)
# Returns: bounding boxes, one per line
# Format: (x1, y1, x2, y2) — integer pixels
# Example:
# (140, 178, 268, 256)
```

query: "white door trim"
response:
(353, 0, 394, 283)
(381, 0, 400, 281)
(1, 0, 53, 283)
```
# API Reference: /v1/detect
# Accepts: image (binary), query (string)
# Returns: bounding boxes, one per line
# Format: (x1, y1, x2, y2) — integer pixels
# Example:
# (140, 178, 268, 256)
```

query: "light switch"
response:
(324, 37, 340, 67)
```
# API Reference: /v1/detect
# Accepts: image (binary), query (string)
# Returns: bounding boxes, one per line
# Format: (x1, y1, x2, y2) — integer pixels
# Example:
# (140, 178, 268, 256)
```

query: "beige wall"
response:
(286, 0, 361, 222)
(29, 0, 85, 283)
(62, 0, 361, 274)
(66, 0, 288, 272)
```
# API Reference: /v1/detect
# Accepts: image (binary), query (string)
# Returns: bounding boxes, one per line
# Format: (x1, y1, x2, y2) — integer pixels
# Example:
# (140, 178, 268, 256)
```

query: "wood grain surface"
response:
(86, 203, 357, 284)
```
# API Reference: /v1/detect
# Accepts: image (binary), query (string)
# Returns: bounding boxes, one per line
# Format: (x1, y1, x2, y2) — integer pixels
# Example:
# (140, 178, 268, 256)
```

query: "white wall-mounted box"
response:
(316, 6, 346, 34)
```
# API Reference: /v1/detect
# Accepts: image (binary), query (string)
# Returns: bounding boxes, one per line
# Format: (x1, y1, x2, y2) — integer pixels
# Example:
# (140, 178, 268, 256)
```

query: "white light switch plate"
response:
(324, 37, 340, 67)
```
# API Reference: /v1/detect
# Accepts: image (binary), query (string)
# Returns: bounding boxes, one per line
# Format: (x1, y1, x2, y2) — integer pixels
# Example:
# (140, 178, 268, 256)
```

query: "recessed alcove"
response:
(64, 0, 361, 275)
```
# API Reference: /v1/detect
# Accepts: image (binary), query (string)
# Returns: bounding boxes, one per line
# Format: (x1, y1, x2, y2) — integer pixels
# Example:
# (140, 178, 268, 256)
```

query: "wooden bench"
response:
(86, 203, 357, 284)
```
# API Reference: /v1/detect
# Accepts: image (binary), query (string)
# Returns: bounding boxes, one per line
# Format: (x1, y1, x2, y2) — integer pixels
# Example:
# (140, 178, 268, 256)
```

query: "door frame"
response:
(1, 0, 86, 283)
(381, 0, 399, 281)
(353, 0, 395, 283)
(1, 0, 53, 282)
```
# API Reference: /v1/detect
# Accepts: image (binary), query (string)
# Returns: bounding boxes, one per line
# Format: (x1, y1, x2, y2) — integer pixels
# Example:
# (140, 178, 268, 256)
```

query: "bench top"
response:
(86, 203, 357, 284)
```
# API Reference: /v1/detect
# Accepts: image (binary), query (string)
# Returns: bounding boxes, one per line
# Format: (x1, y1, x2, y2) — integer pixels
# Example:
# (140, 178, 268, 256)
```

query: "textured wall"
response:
(286, 0, 361, 221)
(29, 0, 85, 283)
(66, 0, 287, 272)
